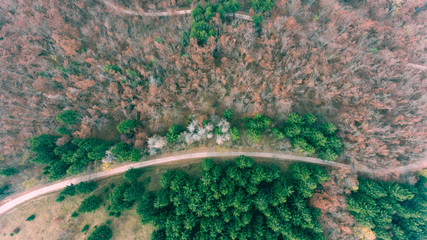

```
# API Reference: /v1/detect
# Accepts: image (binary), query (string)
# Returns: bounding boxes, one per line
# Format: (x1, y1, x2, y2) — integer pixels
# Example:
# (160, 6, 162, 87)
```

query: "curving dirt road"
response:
(104, 0, 252, 20)
(0, 151, 349, 216)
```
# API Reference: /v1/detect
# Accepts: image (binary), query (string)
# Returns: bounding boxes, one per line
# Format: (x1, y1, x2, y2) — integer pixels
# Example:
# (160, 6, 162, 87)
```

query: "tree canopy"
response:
(87, 225, 112, 240)
(138, 156, 329, 239)
(0, 167, 19, 177)
(29, 135, 113, 179)
(56, 110, 78, 125)
(281, 113, 342, 161)
(116, 119, 138, 134)
(347, 176, 427, 240)
(77, 195, 103, 213)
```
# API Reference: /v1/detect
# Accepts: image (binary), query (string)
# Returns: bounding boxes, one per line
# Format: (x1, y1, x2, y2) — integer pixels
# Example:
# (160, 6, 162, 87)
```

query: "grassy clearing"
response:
(0, 157, 293, 239)
(0, 160, 215, 239)
(0, 176, 153, 240)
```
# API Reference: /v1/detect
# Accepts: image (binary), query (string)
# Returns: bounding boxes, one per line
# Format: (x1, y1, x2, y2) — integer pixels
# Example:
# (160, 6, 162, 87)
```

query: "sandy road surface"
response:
(0, 151, 348, 216)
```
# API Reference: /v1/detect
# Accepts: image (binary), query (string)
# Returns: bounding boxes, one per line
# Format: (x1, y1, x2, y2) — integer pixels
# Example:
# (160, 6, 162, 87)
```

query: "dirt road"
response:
(104, 1, 252, 20)
(0, 151, 349, 216)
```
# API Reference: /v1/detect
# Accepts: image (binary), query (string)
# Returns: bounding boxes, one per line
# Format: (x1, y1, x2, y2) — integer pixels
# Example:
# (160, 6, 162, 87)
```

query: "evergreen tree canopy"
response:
(138, 156, 328, 240)
(347, 176, 427, 240)
(110, 143, 141, 162)
(117, 119, 138, 134)
(56, 110, 78, 125)
(87, 225, 112, 240)
(29, 135, 113, 179)
(281, 113, 342, 161)
(77, 195, 103, 213)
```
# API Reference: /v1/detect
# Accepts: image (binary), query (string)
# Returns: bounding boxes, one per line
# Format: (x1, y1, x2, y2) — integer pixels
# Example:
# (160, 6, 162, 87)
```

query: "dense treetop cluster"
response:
(29, 134, 113, 179)
(138, 156, 329, 239)
(347, 176, 427, 240)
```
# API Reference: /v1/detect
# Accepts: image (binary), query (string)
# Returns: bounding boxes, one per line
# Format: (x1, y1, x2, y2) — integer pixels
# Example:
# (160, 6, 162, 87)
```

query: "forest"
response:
(0, 0, 426, 239)
(138, 157, 330, 239)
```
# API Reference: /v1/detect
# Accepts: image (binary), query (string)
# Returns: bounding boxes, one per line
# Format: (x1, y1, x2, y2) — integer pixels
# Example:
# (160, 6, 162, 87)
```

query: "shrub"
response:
(271, 128, 285, 140)
(124, 168, 141, 182)
(292, 137, 308, 150)
(56, 126, 71, 135)
(60, 184, 76, 196)
(321, 122, 338, 136)
(26, 214, 36, 221)
(223, 109, 234, 121)
(318, 149, 338, 161)
(229, 127, 240, 141)
(56, 110, 78, 125)
(81, 224, 90, 232)
(167, 124, 184, 143)
(56, 195, 65, 202)
(303, 113, 317, 126)
(0, 167, 19, 176)
(110, 143, 141, 162)
(180, 31, 190, 47)
(109, 182, 144, 213)
(245, 114, 271, 142)
(77, 195, 103, 213)
(125, 69, 138, 78)
(223, 0, 240, 13)
(285, 113, 303, 126)
(303, 144, 316, 155)
(117, 119, 138, 134)
(0, 184, 12, 197)
(103, 64, 121, 73)
(283, 124, 301, 138)
(251, 0, 275, 13)
(88, 225, 112, 240)
(246, 129, 262, 142)
(75, 181, 98, 194)
(325, 137, 343, 153)
(252, 14, 264, 28)
(306, 130, 327, 148)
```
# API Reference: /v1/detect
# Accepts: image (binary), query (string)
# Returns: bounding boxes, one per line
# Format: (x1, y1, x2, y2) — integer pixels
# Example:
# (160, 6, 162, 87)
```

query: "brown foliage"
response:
(311, 168, 358, 239)
(0, 0, 425, 175)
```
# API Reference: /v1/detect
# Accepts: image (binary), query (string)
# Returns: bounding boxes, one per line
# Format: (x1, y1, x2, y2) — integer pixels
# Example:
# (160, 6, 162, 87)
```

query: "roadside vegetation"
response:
(28, 110, 342, 181)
